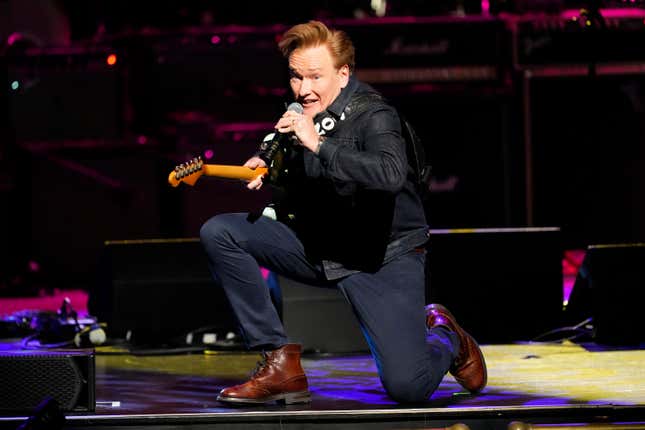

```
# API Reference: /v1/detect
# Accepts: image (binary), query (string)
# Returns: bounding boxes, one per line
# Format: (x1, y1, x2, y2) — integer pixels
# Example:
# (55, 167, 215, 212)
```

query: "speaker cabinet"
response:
(278, 227, 562, 349)
(426, 227, 563, 344)
(0, 350, 95, 413)
(277, 276, 368, 354)
(569, 243, 645, 345)
(385, 87, 520, 230)
(524, 71, 645, 247)
(90, 238, 238, 345)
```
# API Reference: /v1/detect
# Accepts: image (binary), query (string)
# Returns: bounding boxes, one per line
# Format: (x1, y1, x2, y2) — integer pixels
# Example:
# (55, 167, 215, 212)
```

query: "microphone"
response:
(286, 101, 304, 114)
(261, 102, 304, 163)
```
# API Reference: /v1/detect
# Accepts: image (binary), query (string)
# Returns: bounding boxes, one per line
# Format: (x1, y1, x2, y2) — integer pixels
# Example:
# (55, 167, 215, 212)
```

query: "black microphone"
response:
(261, 102, 304, 163)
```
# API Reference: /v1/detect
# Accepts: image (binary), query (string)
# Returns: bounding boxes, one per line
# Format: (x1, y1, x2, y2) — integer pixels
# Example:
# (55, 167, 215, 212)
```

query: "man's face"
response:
(288, 45, 349, 118)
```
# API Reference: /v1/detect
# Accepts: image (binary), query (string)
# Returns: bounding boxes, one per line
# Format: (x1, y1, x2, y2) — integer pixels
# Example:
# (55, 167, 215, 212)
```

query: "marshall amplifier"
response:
(339, 16, 508, 85)
(334, 17, 519, 229)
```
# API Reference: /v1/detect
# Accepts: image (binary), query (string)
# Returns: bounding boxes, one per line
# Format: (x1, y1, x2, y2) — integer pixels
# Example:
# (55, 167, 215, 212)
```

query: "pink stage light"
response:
(204, 149, 214, 159)
(481, 0, 490, 15)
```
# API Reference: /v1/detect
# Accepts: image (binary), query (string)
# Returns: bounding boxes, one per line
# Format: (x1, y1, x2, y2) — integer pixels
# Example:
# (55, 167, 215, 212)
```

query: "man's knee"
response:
(200, 213, 239, 247)
(380, 367, 432, 404)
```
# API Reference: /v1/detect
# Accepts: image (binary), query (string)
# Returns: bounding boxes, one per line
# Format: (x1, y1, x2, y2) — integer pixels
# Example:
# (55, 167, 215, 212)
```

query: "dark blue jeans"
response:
(200, 212, 459, 403)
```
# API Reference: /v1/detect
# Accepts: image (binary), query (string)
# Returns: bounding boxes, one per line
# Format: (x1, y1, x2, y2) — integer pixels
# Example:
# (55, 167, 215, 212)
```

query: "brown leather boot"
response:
(217, 343, 311, 405)
(425, 304, 487, 393)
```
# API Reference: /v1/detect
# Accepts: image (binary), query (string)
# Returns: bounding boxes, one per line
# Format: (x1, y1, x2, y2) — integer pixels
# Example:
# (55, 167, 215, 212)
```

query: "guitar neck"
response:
(203, 164, 268, 181)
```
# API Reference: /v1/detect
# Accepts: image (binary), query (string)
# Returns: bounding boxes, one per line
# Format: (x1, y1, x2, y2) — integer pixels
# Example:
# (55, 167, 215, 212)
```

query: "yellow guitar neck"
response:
(203, 165, 268, 181)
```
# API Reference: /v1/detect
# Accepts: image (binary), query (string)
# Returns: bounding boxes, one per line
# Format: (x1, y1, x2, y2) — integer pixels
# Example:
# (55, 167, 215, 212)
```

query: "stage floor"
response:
(92, 342, 645, 412)
(1, 341, 644, 429)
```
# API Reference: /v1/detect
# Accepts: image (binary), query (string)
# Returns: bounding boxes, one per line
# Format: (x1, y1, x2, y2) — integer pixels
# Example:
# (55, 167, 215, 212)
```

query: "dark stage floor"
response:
(1, 340, 644, 429)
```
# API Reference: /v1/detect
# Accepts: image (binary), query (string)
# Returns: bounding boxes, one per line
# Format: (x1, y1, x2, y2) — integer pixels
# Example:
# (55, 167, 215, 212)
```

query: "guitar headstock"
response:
(168, 156, 205, 187)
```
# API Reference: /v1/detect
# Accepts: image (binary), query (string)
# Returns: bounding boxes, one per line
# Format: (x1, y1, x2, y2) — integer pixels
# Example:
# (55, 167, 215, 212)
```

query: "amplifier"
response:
(277, 275, 368, 354)
(90, 238, 239, 345)
(512, 9, 645, 67)
(343, 16, 507, 85)
(0, 350, 95, 412)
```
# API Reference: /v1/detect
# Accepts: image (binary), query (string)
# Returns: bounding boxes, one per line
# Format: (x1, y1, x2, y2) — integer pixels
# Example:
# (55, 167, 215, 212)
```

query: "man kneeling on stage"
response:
(199, 20, 487, 404)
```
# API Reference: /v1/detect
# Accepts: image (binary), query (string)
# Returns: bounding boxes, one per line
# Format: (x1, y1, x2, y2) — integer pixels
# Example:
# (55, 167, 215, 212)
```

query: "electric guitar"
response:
(168, 157, 269, 187)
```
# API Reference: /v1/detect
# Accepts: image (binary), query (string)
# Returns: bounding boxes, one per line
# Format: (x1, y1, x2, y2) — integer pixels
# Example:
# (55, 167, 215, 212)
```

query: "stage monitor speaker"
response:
(90, 238, 238, 345)
(567, 243, 645, 345)
(426, 227, 563, 344)
(0, 350, 95, 413)
(277, 276, 368, 354)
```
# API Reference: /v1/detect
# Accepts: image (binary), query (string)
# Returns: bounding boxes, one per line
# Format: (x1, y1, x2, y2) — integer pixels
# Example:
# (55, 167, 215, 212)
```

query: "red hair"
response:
(278, 21, 355, 72)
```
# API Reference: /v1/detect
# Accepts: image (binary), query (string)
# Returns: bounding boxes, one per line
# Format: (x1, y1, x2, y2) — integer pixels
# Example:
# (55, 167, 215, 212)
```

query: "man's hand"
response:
(275, 111, 321, 154)
(243, 156, 267, 190)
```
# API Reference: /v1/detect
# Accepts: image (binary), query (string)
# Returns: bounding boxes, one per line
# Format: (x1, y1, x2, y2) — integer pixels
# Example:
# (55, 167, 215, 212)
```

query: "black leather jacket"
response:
(262, 76, 429, 279)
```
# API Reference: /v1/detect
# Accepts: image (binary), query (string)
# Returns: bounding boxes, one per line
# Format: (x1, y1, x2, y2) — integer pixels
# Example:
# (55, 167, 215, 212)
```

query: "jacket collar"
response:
(315, 75, 359, 121)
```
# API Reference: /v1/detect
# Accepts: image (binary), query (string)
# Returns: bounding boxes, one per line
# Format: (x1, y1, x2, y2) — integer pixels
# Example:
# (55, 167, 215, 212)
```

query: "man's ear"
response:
(338, 64, 350, 88)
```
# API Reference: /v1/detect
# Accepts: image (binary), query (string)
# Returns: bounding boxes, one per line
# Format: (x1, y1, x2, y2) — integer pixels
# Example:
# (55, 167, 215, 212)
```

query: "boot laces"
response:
(251, 351, 271, 378)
